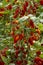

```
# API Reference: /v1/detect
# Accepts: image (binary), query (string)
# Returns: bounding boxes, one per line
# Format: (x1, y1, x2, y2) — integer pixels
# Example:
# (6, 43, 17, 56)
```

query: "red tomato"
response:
(0, 61, 4, 65)
(6, 4, 12, 10)
(19, 33, 24, 40)
(1, 47, 8, 56)
(34, 3, 38, 8)
(13, 7, 20, 18)
(36, 50, 41, 56)
(0, 8, 5, 16)
(16, 60, 22, 65)
(0, 14, 3, 16)
(23, 1, 28, 10)
(0, 8, 5, 11)
(40, 0, 43, 5)
(34, 57, 42, 64)
(25, 1, 28, 7)
(29, 20, 35, 28)
(28, 37, 34, 45)
(20, 9, 25, 16)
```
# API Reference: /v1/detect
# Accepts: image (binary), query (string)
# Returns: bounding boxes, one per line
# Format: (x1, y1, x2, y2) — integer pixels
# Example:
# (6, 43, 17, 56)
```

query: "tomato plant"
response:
(0, 0, 43, 65)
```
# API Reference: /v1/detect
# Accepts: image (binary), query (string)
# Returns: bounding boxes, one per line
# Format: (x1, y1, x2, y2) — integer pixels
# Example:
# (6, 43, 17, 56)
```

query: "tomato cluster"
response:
(34, 57, 43, 65)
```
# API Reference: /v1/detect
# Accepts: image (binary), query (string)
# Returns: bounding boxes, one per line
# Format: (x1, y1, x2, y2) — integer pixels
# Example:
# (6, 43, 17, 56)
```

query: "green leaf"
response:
(0, 10, 10, 14)
(2, 0, 9, 6)
(34, 0, 40, 2)
(38, 23, 43, 32)
(40, 46, 43, 52)
(9, 63, 15, 65)
(1, 55, 11, 65)
(40, 54, 43, 59)
(1, 55, 8, 65)
(10, 0, 14, 4)
(18, 16, 28, 23)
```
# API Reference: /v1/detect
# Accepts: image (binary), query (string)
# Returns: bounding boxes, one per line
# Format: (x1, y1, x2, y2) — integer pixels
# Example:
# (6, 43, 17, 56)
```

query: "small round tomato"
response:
(40, 0, 43, 5)
(29, 20, 35, 28)
(16, 60, 22, 65)
(13, 7, 20, 18)
(28, 37, 34, 45)
(36, 50, 41, 56)
(34, 3, 39, 9)
(36, 29, 41, 34)
(34, 57, 42, 63)
(1, 47, 8, 56)
(6, 4, 12, 10)
(14, 34, 19, 43)
(19, 33, 24, 40)
(0, 61, 4, 65)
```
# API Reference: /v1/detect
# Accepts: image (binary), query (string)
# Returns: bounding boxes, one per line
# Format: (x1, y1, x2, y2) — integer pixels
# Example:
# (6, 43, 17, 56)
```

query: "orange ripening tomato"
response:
(14, 34, 19, 43)
(32, 34, 39, 41)
(36, 29, 41, 34)
(12, 20, 19, 24)
(30, 32, 34, 36)
(11, 31, 14, 38)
